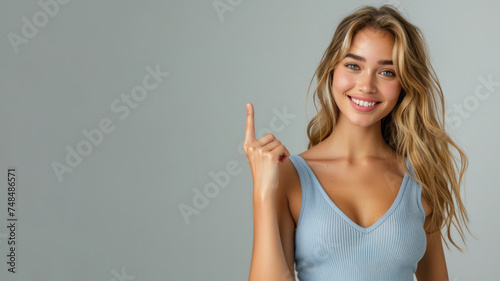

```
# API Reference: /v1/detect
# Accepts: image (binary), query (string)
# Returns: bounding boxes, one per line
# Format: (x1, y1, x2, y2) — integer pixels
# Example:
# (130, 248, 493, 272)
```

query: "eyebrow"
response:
(345, 53, 393, 65)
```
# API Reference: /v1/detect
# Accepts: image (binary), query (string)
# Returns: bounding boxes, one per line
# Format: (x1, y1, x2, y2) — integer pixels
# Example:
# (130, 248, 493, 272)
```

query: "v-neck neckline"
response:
(294, 154, 409, 233)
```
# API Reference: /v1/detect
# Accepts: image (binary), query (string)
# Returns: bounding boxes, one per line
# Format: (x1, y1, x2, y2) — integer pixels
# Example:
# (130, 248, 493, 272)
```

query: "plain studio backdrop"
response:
(0, 0, 498, 280)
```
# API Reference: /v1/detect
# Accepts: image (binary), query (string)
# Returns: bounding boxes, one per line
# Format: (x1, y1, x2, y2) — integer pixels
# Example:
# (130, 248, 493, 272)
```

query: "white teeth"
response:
(350, 96, 377, 107)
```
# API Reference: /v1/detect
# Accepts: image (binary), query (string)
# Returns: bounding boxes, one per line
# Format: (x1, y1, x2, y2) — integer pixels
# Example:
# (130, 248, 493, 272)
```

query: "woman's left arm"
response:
(415, 215, 449, 281)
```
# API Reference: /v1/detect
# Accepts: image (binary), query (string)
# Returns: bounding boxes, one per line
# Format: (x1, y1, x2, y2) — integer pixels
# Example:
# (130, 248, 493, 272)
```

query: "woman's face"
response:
(331, 27, 402, 128)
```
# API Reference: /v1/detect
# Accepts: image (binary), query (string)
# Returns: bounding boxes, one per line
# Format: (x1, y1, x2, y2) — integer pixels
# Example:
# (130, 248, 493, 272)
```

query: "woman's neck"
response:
(320, 118, 394, 161)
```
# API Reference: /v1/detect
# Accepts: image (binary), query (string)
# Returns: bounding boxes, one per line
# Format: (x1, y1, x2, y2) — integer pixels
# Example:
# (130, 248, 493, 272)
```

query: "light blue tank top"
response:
(288, 154, 427, 281)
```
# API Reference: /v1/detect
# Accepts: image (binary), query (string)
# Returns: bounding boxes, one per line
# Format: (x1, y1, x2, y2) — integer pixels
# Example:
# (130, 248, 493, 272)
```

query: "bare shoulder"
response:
(274, 155, 302, 273)
(275, 154, 303, 229)
(277, 154, 301, 202)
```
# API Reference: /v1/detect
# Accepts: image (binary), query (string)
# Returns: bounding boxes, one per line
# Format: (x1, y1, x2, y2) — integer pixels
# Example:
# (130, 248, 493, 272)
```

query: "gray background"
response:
(1, 0, 498, 280)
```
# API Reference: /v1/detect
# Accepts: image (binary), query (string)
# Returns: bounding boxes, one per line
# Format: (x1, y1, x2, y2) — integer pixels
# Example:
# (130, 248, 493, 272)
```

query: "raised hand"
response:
(243, 103, 290, 196)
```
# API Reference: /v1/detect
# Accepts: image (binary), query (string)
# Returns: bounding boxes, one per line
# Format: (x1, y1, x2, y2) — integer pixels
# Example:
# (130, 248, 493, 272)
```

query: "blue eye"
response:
(346, 64, 359, 70)
(381, 70, 395, 77)
(345, 63, 396, 77)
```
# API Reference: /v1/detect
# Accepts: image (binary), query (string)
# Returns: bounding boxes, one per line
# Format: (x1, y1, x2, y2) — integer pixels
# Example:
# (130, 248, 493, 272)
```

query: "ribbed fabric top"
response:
(289, 154, 427, 281)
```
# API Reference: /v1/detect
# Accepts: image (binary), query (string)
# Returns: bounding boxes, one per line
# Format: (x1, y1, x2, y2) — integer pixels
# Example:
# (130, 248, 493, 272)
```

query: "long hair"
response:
(305, 4, 472, 251)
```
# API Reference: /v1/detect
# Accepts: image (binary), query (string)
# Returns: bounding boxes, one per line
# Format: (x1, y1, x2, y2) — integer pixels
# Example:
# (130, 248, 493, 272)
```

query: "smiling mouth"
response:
(347, 95, 381, 107)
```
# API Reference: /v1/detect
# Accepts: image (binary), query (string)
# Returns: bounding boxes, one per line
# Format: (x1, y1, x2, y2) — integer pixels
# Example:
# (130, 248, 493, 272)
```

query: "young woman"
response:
(244, 4, 471, 281)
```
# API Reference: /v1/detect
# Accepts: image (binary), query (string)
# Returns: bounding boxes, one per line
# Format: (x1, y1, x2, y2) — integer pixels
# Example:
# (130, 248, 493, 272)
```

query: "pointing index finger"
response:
(245, 103, 256, 144)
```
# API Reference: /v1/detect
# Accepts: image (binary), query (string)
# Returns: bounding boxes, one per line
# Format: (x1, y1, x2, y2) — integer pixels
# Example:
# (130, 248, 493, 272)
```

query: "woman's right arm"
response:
(243, 103, 295, 280)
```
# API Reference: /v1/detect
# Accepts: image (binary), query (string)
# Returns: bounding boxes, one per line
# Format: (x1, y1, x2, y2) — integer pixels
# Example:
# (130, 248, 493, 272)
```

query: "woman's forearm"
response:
(248, 189, 293, 281)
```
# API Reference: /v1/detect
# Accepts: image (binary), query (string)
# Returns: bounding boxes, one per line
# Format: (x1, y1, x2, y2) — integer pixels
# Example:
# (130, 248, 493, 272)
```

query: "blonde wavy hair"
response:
(304, 4, 473, 251)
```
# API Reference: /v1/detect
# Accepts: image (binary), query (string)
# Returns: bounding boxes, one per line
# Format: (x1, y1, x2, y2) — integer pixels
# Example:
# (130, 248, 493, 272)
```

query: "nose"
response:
(357, 71, 377, 94)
